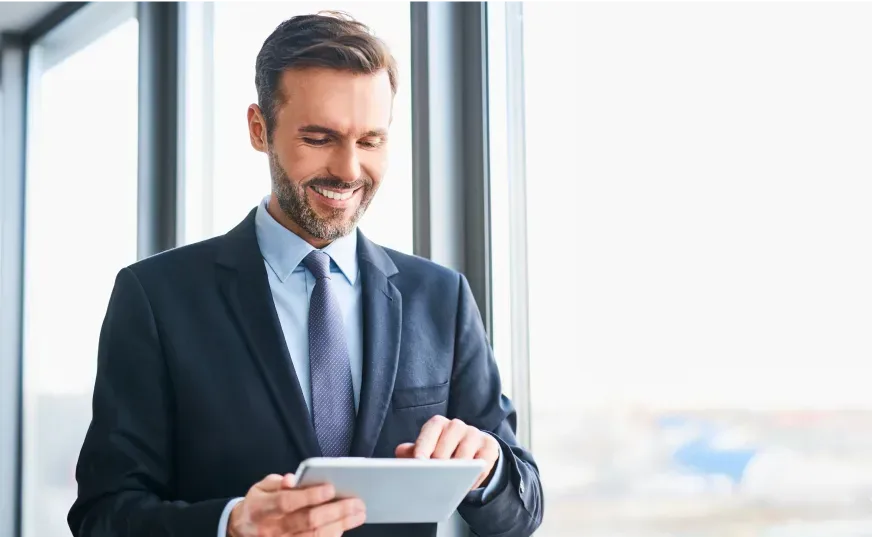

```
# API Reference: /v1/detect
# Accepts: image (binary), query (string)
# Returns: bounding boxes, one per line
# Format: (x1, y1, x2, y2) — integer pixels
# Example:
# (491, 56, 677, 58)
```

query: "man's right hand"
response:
(228, 473, 366, 537)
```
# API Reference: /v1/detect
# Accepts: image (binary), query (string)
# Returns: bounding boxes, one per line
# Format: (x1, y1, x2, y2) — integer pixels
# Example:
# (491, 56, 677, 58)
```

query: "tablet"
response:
(293, 457, 486, 524)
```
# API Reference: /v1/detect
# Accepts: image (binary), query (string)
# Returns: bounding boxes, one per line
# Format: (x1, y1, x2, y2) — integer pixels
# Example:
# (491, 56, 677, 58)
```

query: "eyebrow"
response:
(298, 125, 387, 138)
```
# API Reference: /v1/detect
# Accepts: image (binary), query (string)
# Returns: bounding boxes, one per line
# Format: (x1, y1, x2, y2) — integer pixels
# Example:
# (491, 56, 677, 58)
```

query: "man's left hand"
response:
(395, 415, 500, 490)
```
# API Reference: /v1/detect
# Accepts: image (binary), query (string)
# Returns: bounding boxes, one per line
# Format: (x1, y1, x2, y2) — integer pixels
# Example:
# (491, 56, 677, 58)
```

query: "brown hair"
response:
(255, 11, 398, 142)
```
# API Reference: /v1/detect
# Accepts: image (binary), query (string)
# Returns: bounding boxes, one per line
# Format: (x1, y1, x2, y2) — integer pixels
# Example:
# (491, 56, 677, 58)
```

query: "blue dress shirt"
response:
(217, 198, 504, 536)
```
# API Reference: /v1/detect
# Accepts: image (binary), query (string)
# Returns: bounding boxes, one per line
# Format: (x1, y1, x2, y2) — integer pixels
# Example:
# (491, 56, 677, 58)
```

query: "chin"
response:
(315, 213, 352, 229)
(312, 218, 356, 239)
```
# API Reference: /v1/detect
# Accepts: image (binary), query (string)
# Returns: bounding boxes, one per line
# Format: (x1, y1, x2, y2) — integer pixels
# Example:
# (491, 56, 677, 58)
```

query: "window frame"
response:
(0, 34, 28, 537)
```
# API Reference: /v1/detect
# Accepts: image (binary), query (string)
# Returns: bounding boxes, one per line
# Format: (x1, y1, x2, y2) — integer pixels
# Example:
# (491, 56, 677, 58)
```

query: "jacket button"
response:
(519, 480, 525, 494)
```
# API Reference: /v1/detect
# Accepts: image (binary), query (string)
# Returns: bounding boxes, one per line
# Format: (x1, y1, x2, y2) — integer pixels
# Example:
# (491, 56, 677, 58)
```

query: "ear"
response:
(247, 104, 268, 153)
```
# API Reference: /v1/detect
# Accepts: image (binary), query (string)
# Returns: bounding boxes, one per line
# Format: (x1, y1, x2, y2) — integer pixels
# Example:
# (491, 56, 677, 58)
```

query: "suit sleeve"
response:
(67, 268, 232, 537)
(449, 274, 544, 537)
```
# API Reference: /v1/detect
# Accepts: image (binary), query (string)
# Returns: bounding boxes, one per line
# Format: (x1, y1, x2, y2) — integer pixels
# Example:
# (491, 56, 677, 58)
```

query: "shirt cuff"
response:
(464, 439, 507, 504)
(217, 497, 244, 537)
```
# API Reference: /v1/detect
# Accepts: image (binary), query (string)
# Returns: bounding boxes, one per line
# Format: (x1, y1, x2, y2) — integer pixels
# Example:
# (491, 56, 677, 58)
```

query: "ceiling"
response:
(0, 2, 59, 34)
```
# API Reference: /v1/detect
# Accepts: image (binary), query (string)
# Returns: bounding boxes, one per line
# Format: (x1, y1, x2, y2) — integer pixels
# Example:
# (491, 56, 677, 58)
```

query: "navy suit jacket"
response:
(68, 209, 543, 537)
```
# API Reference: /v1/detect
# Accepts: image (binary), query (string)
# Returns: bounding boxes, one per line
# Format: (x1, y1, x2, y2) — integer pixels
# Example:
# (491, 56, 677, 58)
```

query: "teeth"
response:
(314, 186, 353, 201)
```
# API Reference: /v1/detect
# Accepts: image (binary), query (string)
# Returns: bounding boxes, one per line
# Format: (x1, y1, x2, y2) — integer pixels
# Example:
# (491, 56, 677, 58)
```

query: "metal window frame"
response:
(1, 3, 182, 535)
(138, 2, 181, 258)
(0, 34, 27, 537)
(411, 1, 493, 336)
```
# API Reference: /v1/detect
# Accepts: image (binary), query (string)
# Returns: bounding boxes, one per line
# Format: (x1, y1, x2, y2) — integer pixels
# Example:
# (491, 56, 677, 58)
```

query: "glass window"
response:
(21, 5, 139, 537)
(183, 2, 413, 253)
(494, 3, 872, 535)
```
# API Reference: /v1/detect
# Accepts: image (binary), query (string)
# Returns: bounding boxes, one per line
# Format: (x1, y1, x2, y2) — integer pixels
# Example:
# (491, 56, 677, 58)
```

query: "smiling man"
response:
(68, 12, 542, 537)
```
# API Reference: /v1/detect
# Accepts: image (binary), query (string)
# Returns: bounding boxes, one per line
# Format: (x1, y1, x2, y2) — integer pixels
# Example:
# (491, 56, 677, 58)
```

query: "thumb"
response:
(281, 473, 296, 488)
(395, 443, 415, 458)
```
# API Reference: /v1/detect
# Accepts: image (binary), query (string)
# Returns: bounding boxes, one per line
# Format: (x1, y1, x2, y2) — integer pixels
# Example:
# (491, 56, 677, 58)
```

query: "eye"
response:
(359, 137, 385, 149)
(303, 137, 330, 146)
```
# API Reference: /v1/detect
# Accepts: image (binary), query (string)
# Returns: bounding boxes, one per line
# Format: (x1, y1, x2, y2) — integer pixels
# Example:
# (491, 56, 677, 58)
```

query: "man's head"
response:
(247, 12, 398, 246)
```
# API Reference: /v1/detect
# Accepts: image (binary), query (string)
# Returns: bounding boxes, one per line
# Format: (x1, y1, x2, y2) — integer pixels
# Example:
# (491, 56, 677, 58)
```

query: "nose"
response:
(327, 143, 362, 184)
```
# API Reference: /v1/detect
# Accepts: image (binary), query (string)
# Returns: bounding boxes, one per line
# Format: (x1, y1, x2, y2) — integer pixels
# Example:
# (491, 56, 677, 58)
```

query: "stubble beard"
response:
(269, 150, 376, 241)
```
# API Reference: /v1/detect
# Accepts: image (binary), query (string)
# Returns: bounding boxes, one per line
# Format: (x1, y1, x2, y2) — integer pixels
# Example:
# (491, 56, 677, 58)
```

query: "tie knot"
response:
(303, 250, 332, 280)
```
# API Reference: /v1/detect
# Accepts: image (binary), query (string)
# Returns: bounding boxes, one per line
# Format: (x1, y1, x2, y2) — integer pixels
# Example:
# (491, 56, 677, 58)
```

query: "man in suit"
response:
(68, 12, 542, 537)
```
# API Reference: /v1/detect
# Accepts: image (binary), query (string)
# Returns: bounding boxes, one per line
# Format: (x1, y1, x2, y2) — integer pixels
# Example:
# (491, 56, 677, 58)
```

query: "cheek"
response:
(281, 145, 327, 182)
(361, 151, 390, 184)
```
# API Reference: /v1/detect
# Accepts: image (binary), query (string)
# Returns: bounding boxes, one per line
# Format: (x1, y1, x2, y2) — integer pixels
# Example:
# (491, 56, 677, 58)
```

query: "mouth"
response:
(309, 184, 362, 209)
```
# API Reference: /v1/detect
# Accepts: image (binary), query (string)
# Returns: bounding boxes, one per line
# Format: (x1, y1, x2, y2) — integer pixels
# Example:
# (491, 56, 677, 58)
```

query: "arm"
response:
(67, 268, 231, 537)
(450, 274, 544, 537)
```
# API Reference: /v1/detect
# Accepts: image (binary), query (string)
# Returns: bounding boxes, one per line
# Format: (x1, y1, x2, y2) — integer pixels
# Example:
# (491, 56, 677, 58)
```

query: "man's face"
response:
(248, 67, 393, 243)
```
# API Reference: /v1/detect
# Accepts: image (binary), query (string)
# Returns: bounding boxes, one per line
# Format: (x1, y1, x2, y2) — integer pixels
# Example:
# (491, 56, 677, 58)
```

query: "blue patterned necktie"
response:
(303, 250, 355, 457)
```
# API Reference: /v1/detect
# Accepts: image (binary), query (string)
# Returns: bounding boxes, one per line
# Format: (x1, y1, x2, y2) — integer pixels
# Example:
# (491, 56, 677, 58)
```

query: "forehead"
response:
(275, 67, 393, 134)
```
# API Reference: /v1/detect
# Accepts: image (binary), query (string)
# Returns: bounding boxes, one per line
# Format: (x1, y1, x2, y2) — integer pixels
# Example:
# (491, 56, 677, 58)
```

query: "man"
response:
(68, 12, 542, 537)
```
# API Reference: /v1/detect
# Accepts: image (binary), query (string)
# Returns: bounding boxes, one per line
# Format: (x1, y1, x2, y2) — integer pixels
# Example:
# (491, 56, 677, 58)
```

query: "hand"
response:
(395, 415, 500, 490)
(228, 473, 365, 537)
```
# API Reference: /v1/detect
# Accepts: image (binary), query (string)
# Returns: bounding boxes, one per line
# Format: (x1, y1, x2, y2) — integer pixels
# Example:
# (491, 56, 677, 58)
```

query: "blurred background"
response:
(2, 2, 872, 537)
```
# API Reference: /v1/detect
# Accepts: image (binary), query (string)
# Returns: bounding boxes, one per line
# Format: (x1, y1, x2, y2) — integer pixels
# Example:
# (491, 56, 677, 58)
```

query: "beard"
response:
(269, 150, 377, 241)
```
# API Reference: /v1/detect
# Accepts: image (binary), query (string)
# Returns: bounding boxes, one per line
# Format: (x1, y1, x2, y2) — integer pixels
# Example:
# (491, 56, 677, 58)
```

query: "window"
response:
(21, 5, 139, 537)
(492, 3, 872, 535)
(182, 2, 413, 253)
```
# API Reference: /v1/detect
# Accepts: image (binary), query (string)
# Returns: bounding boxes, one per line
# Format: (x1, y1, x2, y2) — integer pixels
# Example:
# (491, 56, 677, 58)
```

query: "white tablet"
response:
(293, 457, 486, 524)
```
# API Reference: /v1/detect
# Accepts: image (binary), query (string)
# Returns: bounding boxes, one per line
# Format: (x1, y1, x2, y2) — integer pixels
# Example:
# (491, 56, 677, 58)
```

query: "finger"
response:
(254, 474, 285, 492)
(293, 510, 367, 537)
(414, 415, 448, 458)
(477, 435, 501, 465)
(471, 464, 491, 490)
(265, 483, 336, 517)
(453, 431, 483, 460)
(281, 473, 296, 488)
(431, 419, 468, 459)
(470, 444, 500, 490)
(395, 443, 415, 458)
(286, 498, 365, 533)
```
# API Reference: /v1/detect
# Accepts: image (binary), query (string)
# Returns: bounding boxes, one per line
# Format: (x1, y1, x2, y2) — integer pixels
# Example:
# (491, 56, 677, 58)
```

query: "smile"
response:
(311, 185, 357, 201)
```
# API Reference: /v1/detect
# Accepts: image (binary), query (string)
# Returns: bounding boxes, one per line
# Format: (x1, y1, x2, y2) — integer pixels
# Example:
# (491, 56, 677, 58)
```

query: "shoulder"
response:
(383, 247, 460, 283)
(357, 230, 462, 291)
(375, 246, 468, 308)
(123, 235, 225, 290)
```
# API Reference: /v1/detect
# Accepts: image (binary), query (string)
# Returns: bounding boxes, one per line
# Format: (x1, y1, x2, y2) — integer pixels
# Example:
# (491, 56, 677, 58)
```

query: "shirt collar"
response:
(254, 197, 358, 285)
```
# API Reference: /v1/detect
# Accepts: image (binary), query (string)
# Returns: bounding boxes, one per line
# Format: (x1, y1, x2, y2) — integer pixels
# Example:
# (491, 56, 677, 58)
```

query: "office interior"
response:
(2, 2, 872, 537)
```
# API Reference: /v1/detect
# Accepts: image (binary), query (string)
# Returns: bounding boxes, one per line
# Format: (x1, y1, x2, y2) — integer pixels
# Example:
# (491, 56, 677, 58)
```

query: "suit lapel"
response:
(351, 232, 402, 457)
(216, 210, 322, 460)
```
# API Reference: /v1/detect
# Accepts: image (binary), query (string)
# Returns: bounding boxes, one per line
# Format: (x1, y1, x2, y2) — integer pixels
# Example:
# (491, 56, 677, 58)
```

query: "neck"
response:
(267, 194, 332, 249)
